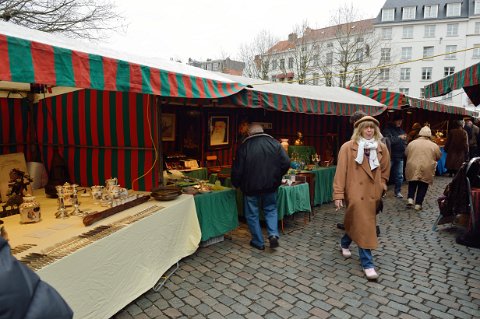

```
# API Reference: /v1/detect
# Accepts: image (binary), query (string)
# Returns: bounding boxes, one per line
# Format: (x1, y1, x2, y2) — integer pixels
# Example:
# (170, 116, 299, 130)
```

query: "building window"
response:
(313, 54, 319, 66)
(280, 59, 285, 69)
(402, 26, 413, 39)
(271, 75, 276, 82)
(326, 42, 333, 48)
(312, 73, 319, 85)
(356, 37, 364, 43)
(402, 6, 416, 20)
(444, 67, 455, 76)
(272, 60, 277, 70)
(446, 3, 461, 17)
(476, 1, 480, 15)
(474, 44, 480, 58)
(424, 5, 438, 18)
(381, 27, 392, 40)
(447, 24, 459, 37)
(399, 88, 410, 95)
(379, 68, 390, 80)
(423, 46, 434, 59)
(354, 70, 362, 86)
(288, 57, 294, 69)
(424, 25, 436, 38)
(326, 52, 333, 65)
(420, 88, 425, 98)
(475, 22, 480, 34)
(381, 48, 391, 62)
(400, 68, 411, 81)
(382, 8, 395, 21)
(422, 67, 432, 80)
(445, 45, 457, 59)
(356, 49, 363, 62)
(401, 47, 412, 61)
(325, 71, 332, 86)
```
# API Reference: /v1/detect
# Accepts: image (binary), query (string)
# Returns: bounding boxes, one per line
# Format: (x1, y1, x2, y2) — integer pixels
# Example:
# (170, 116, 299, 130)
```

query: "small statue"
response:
(294, 132, 304, 146)
(2, 168, 33, 215)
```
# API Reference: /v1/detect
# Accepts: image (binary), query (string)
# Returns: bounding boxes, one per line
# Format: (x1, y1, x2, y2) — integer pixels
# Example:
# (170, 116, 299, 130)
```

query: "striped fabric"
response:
(408, 97, 478, 117)
(0, 98, 28, 155)
(347, 87, 407, 110)
(425, 62, 480, 103)
(0, 34, 244, 98)
(227, 89, 386, 116)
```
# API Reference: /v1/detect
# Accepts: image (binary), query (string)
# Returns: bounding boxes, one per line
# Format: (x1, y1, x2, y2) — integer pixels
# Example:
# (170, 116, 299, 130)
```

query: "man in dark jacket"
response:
(383, 112, 407, 198)
(0, 229, 73, 319)
(232, 124, 290, 250)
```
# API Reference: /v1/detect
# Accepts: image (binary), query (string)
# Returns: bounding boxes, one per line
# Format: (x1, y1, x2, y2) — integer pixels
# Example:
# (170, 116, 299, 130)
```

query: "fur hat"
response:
(418, 126, 432, 137)
(412, 122, 422, 130)
(354, 115, 380, 128)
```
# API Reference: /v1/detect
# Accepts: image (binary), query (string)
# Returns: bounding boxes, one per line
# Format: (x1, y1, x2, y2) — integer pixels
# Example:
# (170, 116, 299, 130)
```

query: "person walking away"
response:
(465, 117, 479, 159)
(383, 113, 407, 198)
(445, 120, 469, 177)
(334, 116, 390, 280)
(232, 124, 290, 250)
(405, 126, 441, 211)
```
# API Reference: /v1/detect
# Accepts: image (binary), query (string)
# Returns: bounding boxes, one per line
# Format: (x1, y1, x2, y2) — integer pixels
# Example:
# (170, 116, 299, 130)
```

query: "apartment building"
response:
(188, 58, 245, 76)
(261, 0, 480, 108)
(375, 0, 480, 108)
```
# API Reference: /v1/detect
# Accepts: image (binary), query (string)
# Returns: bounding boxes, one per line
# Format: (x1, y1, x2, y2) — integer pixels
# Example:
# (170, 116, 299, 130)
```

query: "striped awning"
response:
(424, 62, 480, 105)
(220, 74, 387, 116)
(0, 21, 244, 98)
(347, 86, 407, 110)
(408, 97, 478, 117)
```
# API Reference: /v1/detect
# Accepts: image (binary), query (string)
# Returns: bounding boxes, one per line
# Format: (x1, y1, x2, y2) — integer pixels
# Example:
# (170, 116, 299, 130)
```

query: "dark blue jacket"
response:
(0, 237, 73, 319)
(383, 123, 407, 159)
(232, 133, 290, 195)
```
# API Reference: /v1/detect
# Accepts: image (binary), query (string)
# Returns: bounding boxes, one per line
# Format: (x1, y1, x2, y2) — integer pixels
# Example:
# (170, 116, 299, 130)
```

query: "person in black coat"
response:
(0, 224, 73, 319)
(383, 113, 407, 198)
(232, 124, 290, 250)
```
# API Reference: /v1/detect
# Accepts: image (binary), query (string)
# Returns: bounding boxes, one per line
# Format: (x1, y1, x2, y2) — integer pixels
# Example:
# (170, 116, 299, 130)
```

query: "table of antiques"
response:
(3, 189, 201, 319)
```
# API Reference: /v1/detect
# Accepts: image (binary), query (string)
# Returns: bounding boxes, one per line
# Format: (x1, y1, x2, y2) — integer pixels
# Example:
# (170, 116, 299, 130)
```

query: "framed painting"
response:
(208, 115, 230, 150)
(161, 113, 176, 141)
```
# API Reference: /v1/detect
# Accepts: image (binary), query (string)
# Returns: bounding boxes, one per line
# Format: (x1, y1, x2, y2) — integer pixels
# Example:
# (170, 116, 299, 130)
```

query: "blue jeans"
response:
(341, 234, 374, 269)
(390, 158, 404, 194)
(244, 192, 279, 247)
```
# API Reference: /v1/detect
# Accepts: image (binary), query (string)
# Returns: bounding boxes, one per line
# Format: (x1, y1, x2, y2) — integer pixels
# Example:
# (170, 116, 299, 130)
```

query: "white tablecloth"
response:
(3, 191, 201, 319)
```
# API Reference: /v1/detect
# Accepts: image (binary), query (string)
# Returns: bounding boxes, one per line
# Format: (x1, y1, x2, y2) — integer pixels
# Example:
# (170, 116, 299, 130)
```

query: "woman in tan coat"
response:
(334, 116, 390, 280)
(405, 126, 441, 211)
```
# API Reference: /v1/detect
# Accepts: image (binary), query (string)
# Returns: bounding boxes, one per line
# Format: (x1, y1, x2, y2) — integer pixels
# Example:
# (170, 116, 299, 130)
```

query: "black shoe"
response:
(376, 225, 381, 236)
(249, 241, 265, 251)
(268, 236, 279, 249)
(337, 223, 345, 230)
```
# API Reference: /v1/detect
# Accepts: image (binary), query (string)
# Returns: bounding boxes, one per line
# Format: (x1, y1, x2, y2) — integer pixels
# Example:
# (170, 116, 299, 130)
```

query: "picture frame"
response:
(208, 115, 230, 150)
(161, 113, 176, 141)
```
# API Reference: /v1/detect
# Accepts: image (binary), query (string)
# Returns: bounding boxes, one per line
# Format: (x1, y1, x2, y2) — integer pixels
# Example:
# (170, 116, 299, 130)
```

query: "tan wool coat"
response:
(405, 137, 441, 184)
(333, 140, 390, 249)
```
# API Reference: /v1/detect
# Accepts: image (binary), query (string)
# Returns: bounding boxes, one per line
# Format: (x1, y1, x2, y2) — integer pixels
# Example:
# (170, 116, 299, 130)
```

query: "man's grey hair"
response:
(248, 123, 264, 135)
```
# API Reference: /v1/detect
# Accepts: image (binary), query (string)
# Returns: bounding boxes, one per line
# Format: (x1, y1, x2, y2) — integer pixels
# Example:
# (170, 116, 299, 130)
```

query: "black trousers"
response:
(407, 181, 429, 205)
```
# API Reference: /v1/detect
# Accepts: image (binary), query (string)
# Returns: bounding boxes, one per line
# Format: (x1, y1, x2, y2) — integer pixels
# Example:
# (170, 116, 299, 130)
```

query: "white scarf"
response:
(355, 138, 379, 170)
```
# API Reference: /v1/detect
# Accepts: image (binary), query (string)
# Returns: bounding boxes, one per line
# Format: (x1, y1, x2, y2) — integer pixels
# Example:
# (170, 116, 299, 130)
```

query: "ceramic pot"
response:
(19, 195, 41, 224)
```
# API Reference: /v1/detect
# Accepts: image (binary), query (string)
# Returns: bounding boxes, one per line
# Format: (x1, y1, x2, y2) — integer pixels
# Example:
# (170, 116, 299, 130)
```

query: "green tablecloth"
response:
(288, 145, 316, 164)
(277, 183, 311, 220)
(182, 167, 208, 180)
(301, 166, 336, 206)
(194, 188, 239, 241)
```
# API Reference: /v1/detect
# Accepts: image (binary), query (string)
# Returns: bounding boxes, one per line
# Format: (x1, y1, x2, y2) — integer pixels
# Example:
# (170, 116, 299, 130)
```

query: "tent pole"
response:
(26, 93, 40, 162)
(155, 96, 164, 189)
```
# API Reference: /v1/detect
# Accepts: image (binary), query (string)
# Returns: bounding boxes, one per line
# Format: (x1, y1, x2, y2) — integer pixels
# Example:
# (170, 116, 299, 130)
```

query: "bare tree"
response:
(238, 30, 278, 80)
(0, 0, 125, 40)
(318, 3, 391, 88)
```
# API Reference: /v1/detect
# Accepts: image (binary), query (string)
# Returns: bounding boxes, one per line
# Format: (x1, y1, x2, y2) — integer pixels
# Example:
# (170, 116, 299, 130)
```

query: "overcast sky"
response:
(105, 0, 387, 63)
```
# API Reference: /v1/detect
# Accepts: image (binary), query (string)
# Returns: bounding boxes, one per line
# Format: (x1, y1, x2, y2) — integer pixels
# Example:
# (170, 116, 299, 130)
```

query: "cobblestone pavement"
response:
(113, 176, 480, 319)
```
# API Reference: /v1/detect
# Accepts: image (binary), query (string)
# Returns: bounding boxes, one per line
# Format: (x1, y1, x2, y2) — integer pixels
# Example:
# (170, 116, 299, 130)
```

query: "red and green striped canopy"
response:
(408, 97, 478, 117)
(0, 22, 244, 98)
(425, 62, 480, 105)
(347, 87, 407, 110)
(227, 89, 386, 116)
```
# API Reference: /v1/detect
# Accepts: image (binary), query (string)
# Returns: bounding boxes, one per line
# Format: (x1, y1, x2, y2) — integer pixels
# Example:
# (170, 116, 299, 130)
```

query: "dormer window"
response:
(402, 7, 416, 20)
(446, 3, 461, 17)
(382, 8, 395, 21)
(424, 5, 438, 18)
